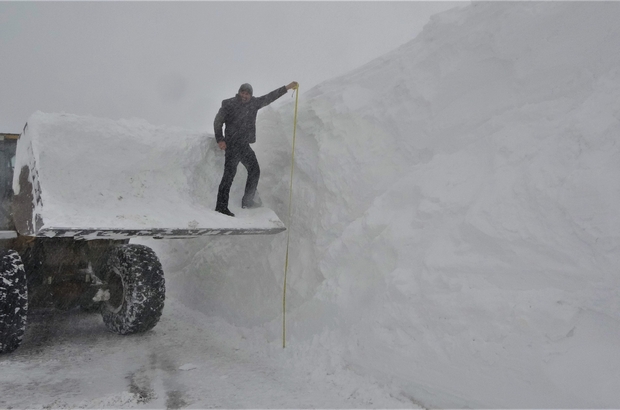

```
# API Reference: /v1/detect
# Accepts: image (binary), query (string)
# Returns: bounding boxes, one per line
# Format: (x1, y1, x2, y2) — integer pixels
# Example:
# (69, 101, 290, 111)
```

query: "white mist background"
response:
(0, 1, 460, 132)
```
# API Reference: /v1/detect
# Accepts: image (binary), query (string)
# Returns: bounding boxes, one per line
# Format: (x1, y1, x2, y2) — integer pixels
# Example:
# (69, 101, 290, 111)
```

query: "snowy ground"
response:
(0, 294, 411, 409)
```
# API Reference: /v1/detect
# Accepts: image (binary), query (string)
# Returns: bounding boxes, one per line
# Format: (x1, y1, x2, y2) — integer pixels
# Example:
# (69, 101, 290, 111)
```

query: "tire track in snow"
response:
(0, 297, 408, 409)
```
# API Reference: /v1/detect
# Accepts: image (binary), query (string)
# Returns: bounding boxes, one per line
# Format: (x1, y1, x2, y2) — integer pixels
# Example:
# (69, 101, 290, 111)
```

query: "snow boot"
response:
(242, 192, 263, 209)
(242, 198, 262, 209)
(215, 207, 235, 217)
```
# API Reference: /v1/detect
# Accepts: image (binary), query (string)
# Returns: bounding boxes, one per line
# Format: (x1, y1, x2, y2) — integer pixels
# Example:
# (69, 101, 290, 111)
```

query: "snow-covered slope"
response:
(153, 2, 620, 408)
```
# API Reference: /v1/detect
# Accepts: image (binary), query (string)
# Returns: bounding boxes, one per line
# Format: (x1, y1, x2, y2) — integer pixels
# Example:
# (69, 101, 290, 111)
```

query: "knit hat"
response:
(238, 83, 253, 96)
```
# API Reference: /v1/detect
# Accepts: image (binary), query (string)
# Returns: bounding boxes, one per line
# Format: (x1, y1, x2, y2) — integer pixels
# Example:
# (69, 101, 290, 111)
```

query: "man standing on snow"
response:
(214, 81, 298, 217)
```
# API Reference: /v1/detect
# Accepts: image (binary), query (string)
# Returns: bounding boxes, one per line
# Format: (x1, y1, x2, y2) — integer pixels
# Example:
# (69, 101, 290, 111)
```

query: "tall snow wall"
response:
(155, 2, 620, 408)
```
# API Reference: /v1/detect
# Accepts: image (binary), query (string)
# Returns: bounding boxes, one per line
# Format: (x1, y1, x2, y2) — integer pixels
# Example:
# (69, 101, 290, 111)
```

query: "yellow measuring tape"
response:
(283, 84, 299, 348)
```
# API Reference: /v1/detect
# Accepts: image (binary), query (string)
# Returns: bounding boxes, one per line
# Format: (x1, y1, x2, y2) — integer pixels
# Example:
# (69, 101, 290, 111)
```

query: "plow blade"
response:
(12, 112, 286, 239)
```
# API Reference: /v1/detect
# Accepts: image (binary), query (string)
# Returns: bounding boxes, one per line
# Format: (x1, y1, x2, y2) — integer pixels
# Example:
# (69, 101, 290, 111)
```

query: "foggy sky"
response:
(0, 2, 461, 133)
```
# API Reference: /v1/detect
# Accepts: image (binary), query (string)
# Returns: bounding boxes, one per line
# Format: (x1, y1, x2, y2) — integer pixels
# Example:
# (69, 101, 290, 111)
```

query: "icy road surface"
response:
(0, 296, 412, 409)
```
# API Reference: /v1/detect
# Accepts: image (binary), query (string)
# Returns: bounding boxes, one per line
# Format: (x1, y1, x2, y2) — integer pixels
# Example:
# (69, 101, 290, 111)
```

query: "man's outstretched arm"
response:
(257, 81, 299, 108)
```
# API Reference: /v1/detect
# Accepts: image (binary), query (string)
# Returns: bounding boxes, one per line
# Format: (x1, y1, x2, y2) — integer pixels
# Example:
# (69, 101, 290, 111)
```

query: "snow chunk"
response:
(178, 363, 198, 371)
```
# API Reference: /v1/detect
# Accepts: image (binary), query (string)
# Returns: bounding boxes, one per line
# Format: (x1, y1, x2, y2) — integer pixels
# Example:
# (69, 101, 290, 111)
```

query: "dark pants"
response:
(216, 143, 260, 210)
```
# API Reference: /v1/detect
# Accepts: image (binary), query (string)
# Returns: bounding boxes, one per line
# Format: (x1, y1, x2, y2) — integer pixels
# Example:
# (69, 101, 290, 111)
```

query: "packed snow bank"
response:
(13, 112, 284, 238)
(154, 2, 620, 408)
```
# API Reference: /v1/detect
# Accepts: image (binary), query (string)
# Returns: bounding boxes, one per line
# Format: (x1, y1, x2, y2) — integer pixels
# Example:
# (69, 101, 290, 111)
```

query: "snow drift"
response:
(151, 2, 620, 408)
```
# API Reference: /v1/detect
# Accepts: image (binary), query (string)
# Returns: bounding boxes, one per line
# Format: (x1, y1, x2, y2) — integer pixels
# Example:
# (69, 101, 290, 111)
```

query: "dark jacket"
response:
(214, 86, 287, 145)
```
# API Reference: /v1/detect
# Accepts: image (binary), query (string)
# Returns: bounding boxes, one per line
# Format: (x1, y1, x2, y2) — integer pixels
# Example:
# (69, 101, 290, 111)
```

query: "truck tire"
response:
(0, 249, 28, 354)
(98, 244, 165, 335)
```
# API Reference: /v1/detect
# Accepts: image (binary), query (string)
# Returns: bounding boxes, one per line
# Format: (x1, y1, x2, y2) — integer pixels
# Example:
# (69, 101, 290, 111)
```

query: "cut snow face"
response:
(12, 112, 285, 239)
(156, 2, 620, 409)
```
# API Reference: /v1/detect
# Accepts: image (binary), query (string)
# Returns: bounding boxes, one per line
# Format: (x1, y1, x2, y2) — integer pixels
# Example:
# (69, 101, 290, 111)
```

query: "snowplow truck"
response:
(0, 113, 285, 353)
